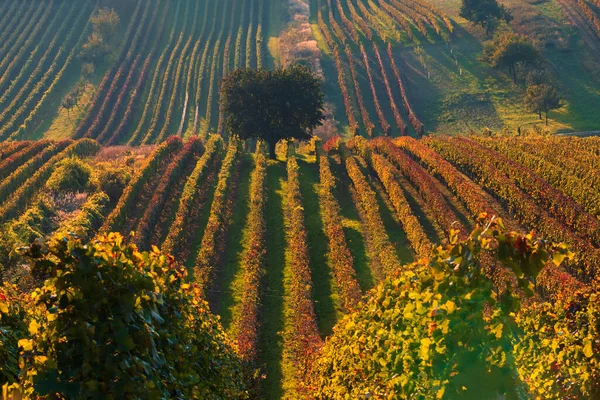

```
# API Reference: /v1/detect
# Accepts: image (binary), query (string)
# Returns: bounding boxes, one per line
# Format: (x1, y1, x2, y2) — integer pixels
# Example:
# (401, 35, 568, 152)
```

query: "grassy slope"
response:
(260, 157, 287, 400)
(417, 0, 600, 134)
(215, 153, 253, 331)
(297, 155, 340, 337)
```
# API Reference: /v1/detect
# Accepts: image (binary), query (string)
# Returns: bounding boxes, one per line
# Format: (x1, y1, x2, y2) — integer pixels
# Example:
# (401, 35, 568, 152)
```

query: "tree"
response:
(484, 33, 541, 84)
(81, 8, 119, 64)
(220, 65, 325, 160)
(90, 8, 120, 43)
(525, 84, 563, 125)
(460, 0, 513, 35)
(80, 32, 110, 62)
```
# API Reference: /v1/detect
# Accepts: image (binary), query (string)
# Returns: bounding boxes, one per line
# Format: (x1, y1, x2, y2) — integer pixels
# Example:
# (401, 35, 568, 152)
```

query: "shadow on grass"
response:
(260, 159, 287, 400)
(214, 155, 253, 330)
(297, 157, 338, 337)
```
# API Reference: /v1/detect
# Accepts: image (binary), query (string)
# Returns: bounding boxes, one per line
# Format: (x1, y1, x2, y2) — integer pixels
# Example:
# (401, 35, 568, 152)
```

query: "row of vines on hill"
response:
(315, 0, 446, 136)
(62, 0, 270, 145)
(1, 134, 600, 397)
(0, 0, 94, 141)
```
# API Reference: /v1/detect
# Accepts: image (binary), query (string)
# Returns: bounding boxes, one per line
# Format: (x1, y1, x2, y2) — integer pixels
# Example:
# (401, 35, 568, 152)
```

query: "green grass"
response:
(297, 156, 340, 337)
(417, 0, 600, 134)
(267, 0, 282, 67)
(260, 158, 287, 400)
(215, 154, 253, 331)
(184, 159, 221, 271)
(329, 157, 375, 291)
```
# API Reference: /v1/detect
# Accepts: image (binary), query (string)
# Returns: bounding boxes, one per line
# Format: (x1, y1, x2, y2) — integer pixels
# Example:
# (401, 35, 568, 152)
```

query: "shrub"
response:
(310, 218, 584, 399)
(96, 163, 132, 203)
(46, 157, 93, 193)
(7, 233, 248, 399)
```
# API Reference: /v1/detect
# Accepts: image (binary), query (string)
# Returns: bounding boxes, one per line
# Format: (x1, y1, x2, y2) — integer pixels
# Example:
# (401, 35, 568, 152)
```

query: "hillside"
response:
(0, 0, 599, 141)
(1, 134, 598, 397)
(1, 0, 600, 398)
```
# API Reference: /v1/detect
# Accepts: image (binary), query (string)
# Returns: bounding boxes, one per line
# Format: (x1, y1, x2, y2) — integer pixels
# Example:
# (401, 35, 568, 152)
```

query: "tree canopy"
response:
(220, 65, 324, 159)
(525, 84, 563, 125)
(460, 0, 513, 34)
(484, 33, 541, 83)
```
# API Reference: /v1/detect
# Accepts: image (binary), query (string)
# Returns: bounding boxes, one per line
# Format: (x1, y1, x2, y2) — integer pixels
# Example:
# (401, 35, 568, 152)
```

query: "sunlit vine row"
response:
(344, 151, 400, 275)
(387, 43, 425, 135)
(135, 137, 203, 250)
(427, 136, 600, 279)
(162, 135, 223, 261)
(373, 44, 407, 135)
(317, 149, 362, 311)
(235, 146, 268, 364)
(284, 156, 323, 396)
(359, 43, 390, 135)
(100, 137, 183, 234)
(194, 139, 242, 297)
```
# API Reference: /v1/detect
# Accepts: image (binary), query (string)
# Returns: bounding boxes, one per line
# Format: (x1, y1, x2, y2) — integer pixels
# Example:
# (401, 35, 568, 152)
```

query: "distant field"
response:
(312, 0, 600, 136)
(0, 0, 598, 140)
(0, 0, 95, 141)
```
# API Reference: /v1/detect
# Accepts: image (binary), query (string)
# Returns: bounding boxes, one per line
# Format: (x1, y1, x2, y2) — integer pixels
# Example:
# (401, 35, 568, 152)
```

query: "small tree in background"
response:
(484, 33, 541, 84)
(81, 8, 120, 64)
(90, 8, 120, 43)
(220, 65, 324, 160)
(460, 0, 513, 35)
(525, 84, 563, 125)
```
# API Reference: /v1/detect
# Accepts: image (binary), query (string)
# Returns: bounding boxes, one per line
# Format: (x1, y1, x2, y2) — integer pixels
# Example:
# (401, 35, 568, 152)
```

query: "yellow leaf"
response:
(29, 320, 40, 335)
(584, 339, 593, 358)
(34, 355, 48, 365)
(420, 338, 431, 361)
(0, 301, 8, 314)
(493, 324, 503, 339)
(435, 387, 445, 399)
(18, 339, 33, 351)
(151, 245, 160, 254)
(444, 300, 456, 314)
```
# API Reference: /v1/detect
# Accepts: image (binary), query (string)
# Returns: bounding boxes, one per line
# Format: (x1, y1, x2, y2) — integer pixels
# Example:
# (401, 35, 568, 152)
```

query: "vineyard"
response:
(0, 0, 599, 140)
(0, 0, 272, 144)
(1, 134, 599, 397)
(1, 0, 600, 397)
(314, 0, 452, 136)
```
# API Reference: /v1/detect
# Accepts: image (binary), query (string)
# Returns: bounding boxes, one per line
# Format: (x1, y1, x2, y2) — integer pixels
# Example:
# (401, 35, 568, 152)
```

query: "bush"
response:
(46, 157, 93, 193)
(310, 218, 589, 399)
(96, 163, 131, 203)
(5, 233, 248, 399)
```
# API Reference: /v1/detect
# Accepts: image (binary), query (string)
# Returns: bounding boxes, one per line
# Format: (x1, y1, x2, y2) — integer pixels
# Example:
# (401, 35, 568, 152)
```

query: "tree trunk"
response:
(268, 140, 277, 160)
(538, 111, 542, 120)
(545, 112, 549, 126)
(511, 65, 517, 84)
